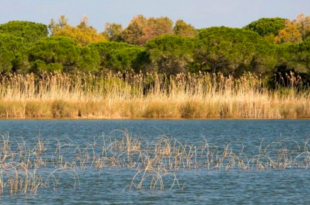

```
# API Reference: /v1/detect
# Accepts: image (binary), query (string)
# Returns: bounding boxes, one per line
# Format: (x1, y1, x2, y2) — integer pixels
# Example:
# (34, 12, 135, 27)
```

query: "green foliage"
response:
(0, 16, 309, 84)
(107, 47, 146, 72)
(90, 42, 147, 72)
(269, 40, 310, 87)
(79, 46, 100, 72)
(28, 36, 99, 73)
(31, 60, 63, 72)
(275, 37, 310, 75)
(244, 18, 286, 36)
(194, 27, 277, 76)
(0, 21, 48, 43)
(0, 34, 28, 73)
(146, 35, 196, 75)
(0, 49, 13, 74)
(297, 37, 310, 71)
(276, 43, 299, 67)
(28, 37, 79, 65)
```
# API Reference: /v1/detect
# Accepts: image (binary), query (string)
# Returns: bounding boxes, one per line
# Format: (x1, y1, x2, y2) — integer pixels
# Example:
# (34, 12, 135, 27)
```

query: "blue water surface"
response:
(0, 120, 309, 204)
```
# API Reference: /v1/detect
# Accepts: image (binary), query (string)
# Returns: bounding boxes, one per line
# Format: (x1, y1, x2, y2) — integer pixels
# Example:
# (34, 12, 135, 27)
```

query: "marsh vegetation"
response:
(1, 131, 310, 194)
(0, 72, 309, 119)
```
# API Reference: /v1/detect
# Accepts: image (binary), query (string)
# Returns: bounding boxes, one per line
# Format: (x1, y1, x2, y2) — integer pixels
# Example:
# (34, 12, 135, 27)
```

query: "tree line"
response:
(1, 14, 310, 86)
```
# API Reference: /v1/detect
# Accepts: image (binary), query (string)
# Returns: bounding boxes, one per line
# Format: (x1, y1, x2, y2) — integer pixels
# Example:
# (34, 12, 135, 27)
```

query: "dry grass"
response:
(0, 134, 77, 195)
(1, 131, 310, 193)
(0, 71, 309, 119)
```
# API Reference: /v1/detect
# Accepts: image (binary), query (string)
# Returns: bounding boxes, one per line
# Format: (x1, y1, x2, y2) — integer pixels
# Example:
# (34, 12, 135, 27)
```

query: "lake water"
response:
(0, 120, 310, 204)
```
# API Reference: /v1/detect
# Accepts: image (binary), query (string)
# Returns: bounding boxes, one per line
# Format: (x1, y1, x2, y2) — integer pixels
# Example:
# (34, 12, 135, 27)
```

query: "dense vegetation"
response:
(1, 14, 310, 87)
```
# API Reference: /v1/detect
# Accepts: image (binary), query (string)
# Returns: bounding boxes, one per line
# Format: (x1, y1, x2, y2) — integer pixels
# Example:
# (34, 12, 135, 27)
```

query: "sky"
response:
(1, 0, 310, 32)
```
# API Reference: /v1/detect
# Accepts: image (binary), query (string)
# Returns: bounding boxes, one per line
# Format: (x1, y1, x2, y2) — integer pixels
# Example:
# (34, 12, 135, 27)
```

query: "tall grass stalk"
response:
(0, 72, 309, 119)
(2, 131, 310, 192)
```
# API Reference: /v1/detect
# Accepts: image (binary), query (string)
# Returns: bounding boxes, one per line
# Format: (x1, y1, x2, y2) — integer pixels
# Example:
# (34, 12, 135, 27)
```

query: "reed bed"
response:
(1, 131, 310, 193)
(0, 71, 309, 119)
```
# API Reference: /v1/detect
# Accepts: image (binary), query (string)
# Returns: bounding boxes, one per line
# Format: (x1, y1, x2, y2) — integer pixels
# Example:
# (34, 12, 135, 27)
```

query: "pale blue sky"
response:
(1, 0, 310, 32)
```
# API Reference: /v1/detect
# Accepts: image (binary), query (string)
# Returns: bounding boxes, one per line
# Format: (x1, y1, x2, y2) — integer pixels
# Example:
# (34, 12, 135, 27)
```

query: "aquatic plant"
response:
(1, 131, 310, 193)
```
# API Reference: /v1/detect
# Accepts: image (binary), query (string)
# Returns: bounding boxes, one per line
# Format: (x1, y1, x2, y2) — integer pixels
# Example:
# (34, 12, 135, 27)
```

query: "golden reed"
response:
(0, 71, 309, 119)
(1, 131, 310, 192)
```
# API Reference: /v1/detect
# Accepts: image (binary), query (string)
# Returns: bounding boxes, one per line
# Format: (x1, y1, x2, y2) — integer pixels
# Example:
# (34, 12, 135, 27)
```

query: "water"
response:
(0, 120, 310, 204)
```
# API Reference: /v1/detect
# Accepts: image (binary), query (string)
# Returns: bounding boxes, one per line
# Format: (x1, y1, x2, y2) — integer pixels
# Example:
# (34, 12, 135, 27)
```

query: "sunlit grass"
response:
(0, 71, 309, 119)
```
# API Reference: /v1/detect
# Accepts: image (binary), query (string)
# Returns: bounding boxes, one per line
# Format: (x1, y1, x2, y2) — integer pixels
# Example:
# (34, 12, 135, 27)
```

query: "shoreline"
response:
(0, 116, 310, 120)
